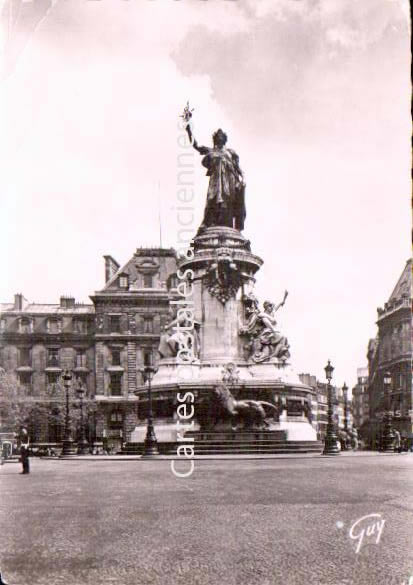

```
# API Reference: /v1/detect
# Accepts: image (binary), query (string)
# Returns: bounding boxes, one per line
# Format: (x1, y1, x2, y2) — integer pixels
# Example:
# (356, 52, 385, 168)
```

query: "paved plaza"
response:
(1, 455, 413, 585)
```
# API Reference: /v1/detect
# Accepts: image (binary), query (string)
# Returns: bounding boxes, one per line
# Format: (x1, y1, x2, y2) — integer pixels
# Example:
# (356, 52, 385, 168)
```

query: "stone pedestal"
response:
(61, 438, 77, 456)
(180, 227, 262, 363)
(130, 225, 319, 452)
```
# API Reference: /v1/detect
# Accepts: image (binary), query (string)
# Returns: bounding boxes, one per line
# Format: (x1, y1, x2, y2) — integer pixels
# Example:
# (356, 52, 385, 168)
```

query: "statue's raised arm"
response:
(181, 102, 208, 155)
(273, 290, 288, 312)
(180, 102, 246, 232)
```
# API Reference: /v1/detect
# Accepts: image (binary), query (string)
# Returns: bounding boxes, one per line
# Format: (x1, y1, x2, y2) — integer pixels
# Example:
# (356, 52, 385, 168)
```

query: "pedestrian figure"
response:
(18, 427, 30, 474)
(393, 429, 401, 453)
(351, 429, 359, 451)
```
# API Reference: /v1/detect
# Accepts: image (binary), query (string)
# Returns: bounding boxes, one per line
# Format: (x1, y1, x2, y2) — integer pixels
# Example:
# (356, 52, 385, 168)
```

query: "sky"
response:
(0, 0, 411, 389)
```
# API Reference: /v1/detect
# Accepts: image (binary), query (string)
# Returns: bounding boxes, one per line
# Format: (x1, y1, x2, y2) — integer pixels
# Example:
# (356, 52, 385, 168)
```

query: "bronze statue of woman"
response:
(182, 104, 246, 231)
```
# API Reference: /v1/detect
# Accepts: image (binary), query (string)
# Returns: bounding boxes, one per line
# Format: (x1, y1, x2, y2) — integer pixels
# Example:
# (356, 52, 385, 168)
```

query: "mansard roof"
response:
(387, 258, 411, 303)
(99, 247, 177, 293)
(0, 303, 94, 315)
(377, 259, 412, 321)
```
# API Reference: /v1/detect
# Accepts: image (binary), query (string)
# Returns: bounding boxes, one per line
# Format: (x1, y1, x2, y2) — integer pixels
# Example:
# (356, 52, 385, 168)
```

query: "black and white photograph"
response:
(0, 1, 411, 584)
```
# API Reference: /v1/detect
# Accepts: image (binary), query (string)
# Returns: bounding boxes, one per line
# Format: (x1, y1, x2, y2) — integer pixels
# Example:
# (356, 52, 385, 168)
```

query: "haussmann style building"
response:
(364, 259, 412, 447)
(0, 248, 178, 451)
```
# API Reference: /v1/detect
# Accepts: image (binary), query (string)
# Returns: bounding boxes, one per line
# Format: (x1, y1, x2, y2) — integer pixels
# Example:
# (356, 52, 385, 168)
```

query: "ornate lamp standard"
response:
(139, 363, 159, 457)
(342, 382, 349, 449)
(381, 371, 395, 452)
(323, 360, 340, 456)
(61, 370, 77, 456)
(76, 380, 89, 455)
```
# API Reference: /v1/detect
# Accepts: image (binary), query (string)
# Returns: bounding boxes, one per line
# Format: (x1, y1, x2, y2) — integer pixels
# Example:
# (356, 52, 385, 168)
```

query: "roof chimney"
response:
(60, 296, 75, 309)
(104, 255, 120, 283)
(14, 293, 28, 311)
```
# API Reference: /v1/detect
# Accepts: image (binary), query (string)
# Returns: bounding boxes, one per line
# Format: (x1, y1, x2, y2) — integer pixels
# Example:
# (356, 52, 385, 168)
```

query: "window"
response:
(109, 410, 123, 428)
(47, 348, 59, 367)
(19, 347, 31, 367)
(143, 274, 153, 288)
(143, 317, 154, 334)
(110, 373, 122, 396)
(0, 318, 6, 332)
(47, 372, 60, 384)
(18, 371, 31, 389)
(168, 274, 179, 289)
(76, 349, 87, 368)
(73, 319, 87, 334)
(112, 349, 121, 366)
(75, 372, 88, 386)
(19, 318, 32, 334)
(110, 315, 121, 333)
(119, 275, 129, 289)
(47, 318, 61, 334)
(143, 350, 153, 367)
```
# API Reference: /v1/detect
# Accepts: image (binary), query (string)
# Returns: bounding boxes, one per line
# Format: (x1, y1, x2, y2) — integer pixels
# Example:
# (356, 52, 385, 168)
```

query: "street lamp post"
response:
(342, 382, 349, 449)
(76, 380, 89, 455)
(139, 363, 159, 457)
(381, 371, 395, 453)
(323, 360, 340, 456)
(61, 370, 77, 456)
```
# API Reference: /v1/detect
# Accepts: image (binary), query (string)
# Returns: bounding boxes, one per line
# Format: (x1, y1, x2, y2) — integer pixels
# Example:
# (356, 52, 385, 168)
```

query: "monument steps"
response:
(123, 440, 323, 455)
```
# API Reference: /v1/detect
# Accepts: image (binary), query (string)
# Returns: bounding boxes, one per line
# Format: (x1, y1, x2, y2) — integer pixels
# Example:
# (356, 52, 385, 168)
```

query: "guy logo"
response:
(349, 513, 385, 554)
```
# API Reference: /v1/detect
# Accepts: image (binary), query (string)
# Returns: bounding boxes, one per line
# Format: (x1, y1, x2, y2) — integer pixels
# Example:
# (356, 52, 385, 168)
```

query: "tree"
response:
(46, 378, 97, 442)
(0, 368, 42, 432)
(0, 368, 96, 442)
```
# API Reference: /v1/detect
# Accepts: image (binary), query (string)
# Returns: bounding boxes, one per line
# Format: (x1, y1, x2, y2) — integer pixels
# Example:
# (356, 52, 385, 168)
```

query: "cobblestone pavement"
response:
(1, 455, 412, 585)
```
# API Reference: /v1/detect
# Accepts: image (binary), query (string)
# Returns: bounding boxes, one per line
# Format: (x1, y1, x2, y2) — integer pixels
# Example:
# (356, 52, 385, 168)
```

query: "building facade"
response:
(352, 367, 369, 431)
(365, 259, 412, 447)
(0, 248, 178, 449)
(299, 373, 353, 441)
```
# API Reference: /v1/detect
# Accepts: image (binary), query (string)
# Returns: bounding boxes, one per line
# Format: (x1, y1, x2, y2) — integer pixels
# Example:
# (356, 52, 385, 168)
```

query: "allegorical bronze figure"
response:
(181, 102, 246, 231)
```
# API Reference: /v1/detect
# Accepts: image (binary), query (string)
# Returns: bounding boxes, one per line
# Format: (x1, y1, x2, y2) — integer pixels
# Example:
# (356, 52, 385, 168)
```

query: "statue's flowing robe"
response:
(200, 147, 246, 230)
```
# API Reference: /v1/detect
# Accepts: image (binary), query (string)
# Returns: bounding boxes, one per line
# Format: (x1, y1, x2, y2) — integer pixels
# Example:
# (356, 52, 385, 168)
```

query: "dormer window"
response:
(143, 274, 153, 288)
(46, 318, 62, 334)
(19, 317, 33, 334)
(47, 348, 59, 367)
(73, 319, 87, 334)
(119, 275, 129, 289)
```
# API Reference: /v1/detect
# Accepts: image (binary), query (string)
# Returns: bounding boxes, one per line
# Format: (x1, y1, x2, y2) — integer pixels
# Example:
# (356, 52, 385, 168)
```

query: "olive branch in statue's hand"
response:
(181, 101, 194, 124)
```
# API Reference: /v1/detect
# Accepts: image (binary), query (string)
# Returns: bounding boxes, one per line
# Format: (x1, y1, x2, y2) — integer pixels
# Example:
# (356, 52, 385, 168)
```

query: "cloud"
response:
(0, 0, 410, 384)
(172, 0, 410, 153)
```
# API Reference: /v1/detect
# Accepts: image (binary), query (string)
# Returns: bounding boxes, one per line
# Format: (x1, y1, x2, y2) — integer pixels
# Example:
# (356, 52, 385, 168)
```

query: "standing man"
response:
(18, 427, 30, 474)
(393, 429, 401, 454)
